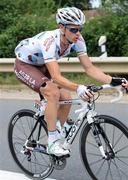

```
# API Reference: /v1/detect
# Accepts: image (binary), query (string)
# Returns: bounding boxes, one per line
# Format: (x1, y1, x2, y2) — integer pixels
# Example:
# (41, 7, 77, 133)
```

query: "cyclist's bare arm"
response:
(45, 60, 78, 91)
(79, 54, 112, 84)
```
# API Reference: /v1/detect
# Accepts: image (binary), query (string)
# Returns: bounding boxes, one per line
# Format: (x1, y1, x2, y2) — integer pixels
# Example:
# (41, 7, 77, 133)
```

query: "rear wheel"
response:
(80, 115, 128, 180)
(8, 109, 54, 179)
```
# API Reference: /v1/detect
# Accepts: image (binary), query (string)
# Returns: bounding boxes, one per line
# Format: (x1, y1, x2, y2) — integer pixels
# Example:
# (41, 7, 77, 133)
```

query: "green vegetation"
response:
(0, 72, 20, 85)
(63, 73, 101, 85)
(0, 72, 101, 86)
(83, 14, 128, 56)
(0, 0, 128, 86)
(0, 0, 128, 57)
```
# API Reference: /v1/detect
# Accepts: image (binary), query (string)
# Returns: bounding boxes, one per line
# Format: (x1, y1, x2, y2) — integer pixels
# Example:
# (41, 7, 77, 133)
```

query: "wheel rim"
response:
(9, 111, 53, 178)
(82, 118, 128, 180)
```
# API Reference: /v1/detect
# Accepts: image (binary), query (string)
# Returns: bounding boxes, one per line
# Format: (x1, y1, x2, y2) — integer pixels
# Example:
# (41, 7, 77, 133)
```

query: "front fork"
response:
(89, 115, 115, 160)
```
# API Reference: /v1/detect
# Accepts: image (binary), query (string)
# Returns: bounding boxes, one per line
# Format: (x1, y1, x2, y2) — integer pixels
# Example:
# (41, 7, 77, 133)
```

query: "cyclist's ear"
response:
(59, 24, 65, 34)
(58, 23, 64, 29)
(59, 23, 64, 27)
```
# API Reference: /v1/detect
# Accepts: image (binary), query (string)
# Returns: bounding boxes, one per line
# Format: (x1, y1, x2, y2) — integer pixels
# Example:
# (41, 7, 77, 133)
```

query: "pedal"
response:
(65, 154, 70, 158)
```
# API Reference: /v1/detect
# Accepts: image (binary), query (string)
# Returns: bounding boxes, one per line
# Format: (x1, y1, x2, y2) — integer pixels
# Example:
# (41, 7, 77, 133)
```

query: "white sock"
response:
(56, 120, 62, 132)
(48, 130, 60, 144)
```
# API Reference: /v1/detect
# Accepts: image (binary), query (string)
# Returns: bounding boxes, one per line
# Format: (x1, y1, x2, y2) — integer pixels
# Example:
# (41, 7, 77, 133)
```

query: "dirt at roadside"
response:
(0, 84, 39, 100)
(0, 84, 128, 103)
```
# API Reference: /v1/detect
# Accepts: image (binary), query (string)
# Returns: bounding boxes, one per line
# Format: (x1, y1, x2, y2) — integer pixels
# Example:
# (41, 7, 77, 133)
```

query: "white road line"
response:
(0, 170, 56, 180)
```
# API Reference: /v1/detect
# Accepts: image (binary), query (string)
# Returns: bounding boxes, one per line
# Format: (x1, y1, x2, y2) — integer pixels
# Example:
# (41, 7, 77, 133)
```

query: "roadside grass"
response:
(0, 72, 119, 95)
(0, 72, 21, 85)
(63, 73, 101, 85)
(0, 72, 101, 86)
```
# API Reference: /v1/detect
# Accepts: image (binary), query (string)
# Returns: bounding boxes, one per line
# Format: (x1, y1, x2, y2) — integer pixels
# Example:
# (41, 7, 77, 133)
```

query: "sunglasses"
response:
(65, 26, 82, 34)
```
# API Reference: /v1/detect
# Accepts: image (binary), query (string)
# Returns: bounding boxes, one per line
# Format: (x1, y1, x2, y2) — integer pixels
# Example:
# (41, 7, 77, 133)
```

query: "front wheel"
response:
(80, 115, 128, 180)
(8, 109, 54, 179)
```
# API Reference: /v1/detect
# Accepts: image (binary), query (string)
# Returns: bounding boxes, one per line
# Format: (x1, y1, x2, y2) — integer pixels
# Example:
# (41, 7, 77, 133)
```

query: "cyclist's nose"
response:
(76, 31, 81, 36)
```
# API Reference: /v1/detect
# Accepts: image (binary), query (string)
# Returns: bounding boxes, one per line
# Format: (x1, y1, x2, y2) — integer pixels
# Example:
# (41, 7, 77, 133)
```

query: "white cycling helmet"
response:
(56, 7, 85, 26)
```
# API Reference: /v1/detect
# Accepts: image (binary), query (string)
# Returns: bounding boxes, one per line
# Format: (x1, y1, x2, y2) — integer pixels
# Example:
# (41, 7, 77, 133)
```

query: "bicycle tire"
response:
(8, 109, 54, 179)
(80, 115, 128, 180)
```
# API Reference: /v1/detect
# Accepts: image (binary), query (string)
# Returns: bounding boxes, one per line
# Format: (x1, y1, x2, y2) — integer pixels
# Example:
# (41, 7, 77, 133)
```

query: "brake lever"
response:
(87, 85, 103, 92)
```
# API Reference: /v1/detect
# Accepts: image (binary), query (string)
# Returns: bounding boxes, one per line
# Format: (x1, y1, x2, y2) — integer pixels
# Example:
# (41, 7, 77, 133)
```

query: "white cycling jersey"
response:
(15, 29, 87, 65)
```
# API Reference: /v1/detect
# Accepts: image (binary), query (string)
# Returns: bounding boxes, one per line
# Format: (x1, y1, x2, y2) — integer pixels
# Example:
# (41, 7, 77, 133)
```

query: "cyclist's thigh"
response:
(14, 58, 50, 92)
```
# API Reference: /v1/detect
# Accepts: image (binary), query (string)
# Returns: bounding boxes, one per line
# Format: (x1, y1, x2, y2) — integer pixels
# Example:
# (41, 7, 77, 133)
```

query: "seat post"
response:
(39, 93, 44, 101)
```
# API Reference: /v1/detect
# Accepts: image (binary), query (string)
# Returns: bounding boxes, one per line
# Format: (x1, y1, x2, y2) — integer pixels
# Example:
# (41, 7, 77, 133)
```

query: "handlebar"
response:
(102, 84, 124, 102)
(88, 84, 124, 103)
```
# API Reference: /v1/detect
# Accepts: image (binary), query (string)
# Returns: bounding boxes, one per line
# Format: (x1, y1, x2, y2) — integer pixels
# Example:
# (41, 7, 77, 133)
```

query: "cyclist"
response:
(14, 7, 127, 156)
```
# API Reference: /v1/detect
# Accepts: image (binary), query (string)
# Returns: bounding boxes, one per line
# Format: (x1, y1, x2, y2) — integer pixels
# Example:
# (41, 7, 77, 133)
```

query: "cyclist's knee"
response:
(40, 81, 60, 101)
(60, 89, 72, 100)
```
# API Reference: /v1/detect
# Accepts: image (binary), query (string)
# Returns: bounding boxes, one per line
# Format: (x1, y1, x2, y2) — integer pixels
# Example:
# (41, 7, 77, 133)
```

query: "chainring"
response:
(50, 155, 67, 170)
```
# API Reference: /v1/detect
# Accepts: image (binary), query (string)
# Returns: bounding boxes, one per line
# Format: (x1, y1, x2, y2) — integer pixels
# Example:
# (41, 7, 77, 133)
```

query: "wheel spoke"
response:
(8, 111, 53, 179)
(87, 151, 102, 157)
(113, 132, 124, 149)
(112, 159, 128, 179)
(86, 140, 98, 148)
(14, 121, 28, 138)
(115, 156, 128, 166)
(95, 159, 106, 176)
(13, 135, 26, 143)
(115, 144, 128, 154)
(82, 115, 128, 180)
(89, 157, 104, 166)
(105, 160, 114, 180)
(112, 126, 115, 148)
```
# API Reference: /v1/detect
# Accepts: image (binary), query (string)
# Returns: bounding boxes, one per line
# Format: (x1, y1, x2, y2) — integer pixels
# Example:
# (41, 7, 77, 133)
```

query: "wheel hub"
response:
(105, 151, 115, 160)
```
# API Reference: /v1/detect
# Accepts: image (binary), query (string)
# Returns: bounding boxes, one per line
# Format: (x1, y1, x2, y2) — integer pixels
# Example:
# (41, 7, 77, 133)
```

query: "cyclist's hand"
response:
(76, 85, 94, 101)
(122, 81, 128, 90)
(110, 77, 127, 87)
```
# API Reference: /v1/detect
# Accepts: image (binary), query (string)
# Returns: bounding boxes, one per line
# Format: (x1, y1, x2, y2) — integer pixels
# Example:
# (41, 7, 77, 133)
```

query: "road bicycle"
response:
(8, 84, 128, 180)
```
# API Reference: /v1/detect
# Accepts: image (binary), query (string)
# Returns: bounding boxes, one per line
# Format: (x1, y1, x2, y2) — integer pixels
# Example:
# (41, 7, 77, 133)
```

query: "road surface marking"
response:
(0, 170, 56, 180)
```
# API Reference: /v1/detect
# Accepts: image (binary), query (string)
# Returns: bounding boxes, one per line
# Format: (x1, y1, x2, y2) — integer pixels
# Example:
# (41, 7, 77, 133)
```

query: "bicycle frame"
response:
(33, 84, 124, 157)
(34, 98, 97, 150)
(9, 84, 128, 180)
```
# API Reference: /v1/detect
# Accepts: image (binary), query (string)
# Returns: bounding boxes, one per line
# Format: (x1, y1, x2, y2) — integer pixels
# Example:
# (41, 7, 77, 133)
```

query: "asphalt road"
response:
(0, 99, 128, 180)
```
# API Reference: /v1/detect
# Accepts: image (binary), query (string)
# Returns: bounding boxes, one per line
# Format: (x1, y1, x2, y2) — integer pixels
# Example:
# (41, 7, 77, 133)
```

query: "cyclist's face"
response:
(65, 25, 82, 43)
(59, 24, 82, 43)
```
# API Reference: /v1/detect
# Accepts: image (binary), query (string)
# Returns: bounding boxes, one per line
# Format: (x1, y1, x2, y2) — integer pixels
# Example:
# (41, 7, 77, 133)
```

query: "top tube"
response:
(38, 84, 124, 106)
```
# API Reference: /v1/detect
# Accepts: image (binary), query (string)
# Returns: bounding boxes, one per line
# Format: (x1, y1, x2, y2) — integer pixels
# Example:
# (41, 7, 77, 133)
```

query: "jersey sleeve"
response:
(72, 35, 87, 56)
(38, 33, 57, 63)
